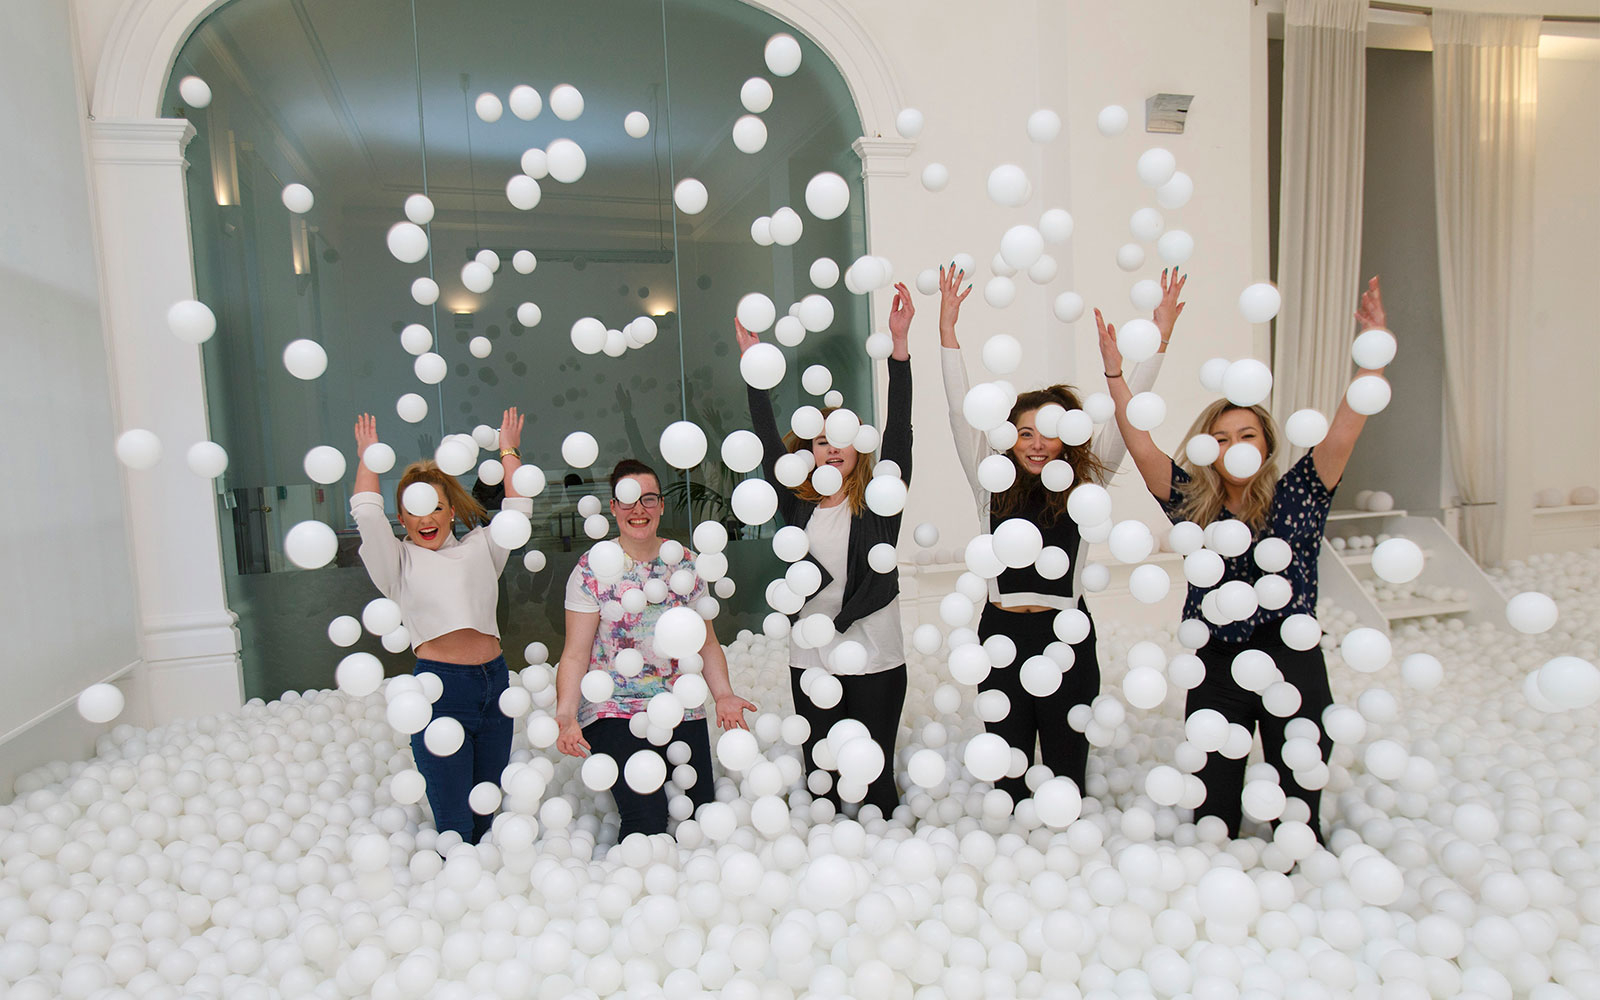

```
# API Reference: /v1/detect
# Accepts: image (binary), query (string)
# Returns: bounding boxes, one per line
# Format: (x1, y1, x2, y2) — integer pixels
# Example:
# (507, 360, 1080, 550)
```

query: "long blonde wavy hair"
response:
(1173, 400, 1280, 532)
(782, 406, 877, 515)
(396, 460, 489, 528)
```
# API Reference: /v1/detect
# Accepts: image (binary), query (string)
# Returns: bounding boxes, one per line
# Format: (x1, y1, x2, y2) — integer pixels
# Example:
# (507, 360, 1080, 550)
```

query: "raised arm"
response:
(498, 407, 525, 499)
(554, 608, 601, 758)
(736, 318, 805, 524)
(354, 413, 381, 495)
(1097, 309, 1174, 502)
(1313, 276, 1388, 492)
(880, 282, 915, 481)
(1090, 269, 1185, 475)
(350, 414, 402, 594)
(698, 621, 756, 731)
(936, 264, 986, 491)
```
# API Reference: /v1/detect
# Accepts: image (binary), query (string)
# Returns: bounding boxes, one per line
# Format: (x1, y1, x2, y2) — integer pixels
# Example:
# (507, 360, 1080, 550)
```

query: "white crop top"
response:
(350, 492, 532, 649)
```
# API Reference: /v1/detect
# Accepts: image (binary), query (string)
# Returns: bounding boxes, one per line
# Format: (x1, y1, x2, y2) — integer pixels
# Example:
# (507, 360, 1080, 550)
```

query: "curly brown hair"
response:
(990, 385, 1111, 526)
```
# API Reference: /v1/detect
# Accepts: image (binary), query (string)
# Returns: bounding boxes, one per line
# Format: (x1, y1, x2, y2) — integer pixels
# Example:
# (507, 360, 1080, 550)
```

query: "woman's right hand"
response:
(1094, 309, 1123, 378)
(354, 413, 379, 456)
(556, 716, 590, 758)
(938, 262, 972, 346)
(734, 317, 759, 355)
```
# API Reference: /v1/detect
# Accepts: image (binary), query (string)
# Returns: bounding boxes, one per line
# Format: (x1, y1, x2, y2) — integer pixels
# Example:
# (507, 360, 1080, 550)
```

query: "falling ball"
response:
(660, 422, 709, 470)
(739, 342, 786, 391)
(167, 300, 216, 344)
(411, 277, 439, 305)
(1130, 208, 1164, 242)
(1097, 104, 1129, 136)
(505, 174, 541, 210)
(1222, 359, 1273, 407)
(1285, 409, 1329, 448)
(282, 339, 328, 380)
(1340, 627, 1392, 673)
(732, 114, 768, 154)
(1026, 108, 1061, 142)
(1117, 317, 1162, 363)
(674, 178, 708, 215)
(1238, 283, 1282, 324)
(335, 653, 384, 698)
(1371, 537, 1425, 583)
(562, 432, 599, 468)
(178, 75, 212, 109)
(1346, 375, 1392, 415)
(303, 445, 346, 485)
(986, 164, 1030, 207)
(740, 77, 773, 113)
(1157, 171, 1195, 209)
(1053, 292, 1085, 323)
(387, 222, 429, 263)
(508, 84, 542, 120)
(473, 92, 503, 122)
(284, 520, 337, 569)
(186, 441, 228, 478)
(461, 260, 493, 294)
(1222, 442, 1263, 478)
(362, 442, 395, 474)
(731, 479, 779, 525)
(549, 83, 584, 121)
(423, 716, 466, 756)
(76, 683, 125, 724)
(765, 33, 803, 76)
(545, 138, 587, 183)
(1126, 392, 1167, 432)
(984, 277, 1016, 308)
(999, 225, 1045, 271)
(413, 352, 447, 385)
(804, 171, 850, 220)
(395, 393, 427, 423)
(401, 482, 439, 517)
(624, 111, 649, 137)
(1136, 147, 1177, 187)
(920, 163, 949, 192)
(770, 207, 803, 245)
(469, 336, 491, 358)
(1156, 229, 1194, 266)
(895, 107, 924, 138)
(115, 429, 163, 470)
(1505, 591, 1558, 634)
(1352, 328, 1397, 370)
(1116, 243, 1146, 271)
(281, 183, 314, 214)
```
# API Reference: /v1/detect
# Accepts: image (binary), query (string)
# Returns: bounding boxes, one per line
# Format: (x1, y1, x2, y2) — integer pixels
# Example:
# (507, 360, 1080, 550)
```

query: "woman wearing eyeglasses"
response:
(735, 284, 916, 819)
(552, 459, 756, 839)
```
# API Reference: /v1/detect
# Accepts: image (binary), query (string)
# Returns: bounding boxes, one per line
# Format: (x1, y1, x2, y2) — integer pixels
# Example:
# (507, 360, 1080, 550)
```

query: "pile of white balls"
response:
(8, 549, 1595, 998)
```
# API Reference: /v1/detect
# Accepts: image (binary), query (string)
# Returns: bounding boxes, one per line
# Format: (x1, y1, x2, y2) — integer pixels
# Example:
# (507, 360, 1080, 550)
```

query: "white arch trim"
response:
(93, 0, 905, 138)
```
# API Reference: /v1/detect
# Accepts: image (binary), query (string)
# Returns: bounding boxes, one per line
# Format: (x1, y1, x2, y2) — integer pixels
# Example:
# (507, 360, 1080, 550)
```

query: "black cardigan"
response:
(747, 356, 913, 633)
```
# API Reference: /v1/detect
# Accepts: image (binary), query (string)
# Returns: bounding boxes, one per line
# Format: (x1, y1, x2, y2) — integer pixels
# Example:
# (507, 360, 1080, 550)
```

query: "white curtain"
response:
(1272, 0, 1368, 432)
(1432, 12, 1539, 564)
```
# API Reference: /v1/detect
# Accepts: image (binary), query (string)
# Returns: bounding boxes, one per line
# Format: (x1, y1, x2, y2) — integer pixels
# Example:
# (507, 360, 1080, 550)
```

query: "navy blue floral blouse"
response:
(1158, 452, 1336, 643)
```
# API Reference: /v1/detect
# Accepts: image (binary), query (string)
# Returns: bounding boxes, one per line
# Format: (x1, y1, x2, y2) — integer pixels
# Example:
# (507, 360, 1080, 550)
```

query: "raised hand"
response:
(888, 281, 915, 341)
(734, 317, 759, 355)
(1354, 275, 1386, 332)
(715, 693, 758, 731)
(556, 716, 590, 758)
(498, 406, 523, 452)
(1094, 309, 1123, 378)
(938, 263, 974, 347)
(1154, 268, 1187, 341)
(354, 413, 379, 455)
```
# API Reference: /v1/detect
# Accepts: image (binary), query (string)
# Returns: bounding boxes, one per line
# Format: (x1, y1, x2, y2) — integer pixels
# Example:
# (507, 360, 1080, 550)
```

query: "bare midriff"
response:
(991, 602, 1054, 614)
(415, 628, 502, 665)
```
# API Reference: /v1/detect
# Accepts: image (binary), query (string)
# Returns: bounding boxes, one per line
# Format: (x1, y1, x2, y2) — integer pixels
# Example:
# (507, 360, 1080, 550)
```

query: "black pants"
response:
(583, 717, 715, 838)
(1187, 629, 1335, 840)
(789, 664, 907, 816)
(977, 604, 1101, 802)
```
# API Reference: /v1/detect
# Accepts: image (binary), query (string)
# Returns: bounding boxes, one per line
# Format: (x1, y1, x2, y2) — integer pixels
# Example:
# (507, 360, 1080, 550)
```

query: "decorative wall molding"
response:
(851, 137, 916, 179)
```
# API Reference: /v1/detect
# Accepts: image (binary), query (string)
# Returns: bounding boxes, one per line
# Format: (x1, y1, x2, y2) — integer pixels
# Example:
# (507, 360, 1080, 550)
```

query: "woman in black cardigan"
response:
(734, 283, 915, 818)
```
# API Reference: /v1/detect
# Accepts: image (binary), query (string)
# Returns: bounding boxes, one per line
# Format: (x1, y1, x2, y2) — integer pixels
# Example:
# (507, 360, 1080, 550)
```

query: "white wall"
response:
(0, 0, 144, 796)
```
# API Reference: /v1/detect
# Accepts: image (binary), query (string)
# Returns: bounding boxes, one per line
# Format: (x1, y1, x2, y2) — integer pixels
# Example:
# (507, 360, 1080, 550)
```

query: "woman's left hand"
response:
(1354, 275, 1386, 332)
(499, 406, 524, 452)
(1153, 268, 1187, 340)
(714, 693, 757, 730)
(887, 282, 915, 341)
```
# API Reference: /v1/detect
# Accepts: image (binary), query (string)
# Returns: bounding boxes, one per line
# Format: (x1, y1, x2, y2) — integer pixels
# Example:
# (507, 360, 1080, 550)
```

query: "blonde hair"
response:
(1172, 400, 1280, 532)
(992, 384, 1113, 526)
(782, 406, 876, 515)
(395, 460, 489, 528)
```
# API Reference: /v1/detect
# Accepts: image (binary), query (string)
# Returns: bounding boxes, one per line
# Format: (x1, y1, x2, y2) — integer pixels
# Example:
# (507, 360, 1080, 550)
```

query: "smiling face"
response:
(399, 497, 455, 550)
(1010, 408, 1065, 476)
(611, 473, 663, 543)
(811, 439, 858, 479)
(1210, 407, 1268, 487)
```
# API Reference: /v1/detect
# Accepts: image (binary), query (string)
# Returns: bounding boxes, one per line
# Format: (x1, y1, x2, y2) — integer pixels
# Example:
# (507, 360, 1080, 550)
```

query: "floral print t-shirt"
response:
(564, 548, 709, 728)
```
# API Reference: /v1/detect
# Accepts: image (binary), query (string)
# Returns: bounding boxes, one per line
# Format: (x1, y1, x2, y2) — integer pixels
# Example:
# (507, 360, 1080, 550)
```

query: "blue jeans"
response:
(410, 655, 512, 844)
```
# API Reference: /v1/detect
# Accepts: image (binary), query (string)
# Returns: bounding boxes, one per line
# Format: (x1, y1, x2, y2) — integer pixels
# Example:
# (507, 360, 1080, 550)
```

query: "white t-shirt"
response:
(350, 491, 530, 650)
(790, 501, 904, 674)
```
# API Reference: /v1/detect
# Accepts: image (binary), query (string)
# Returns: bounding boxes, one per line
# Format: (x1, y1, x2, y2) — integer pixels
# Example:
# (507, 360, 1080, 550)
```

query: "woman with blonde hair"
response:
(938, 264, 1185, 804)
(350, 408, 531, 845)
(735, 283, 915, 817)
(1099, 277, 1390, 840)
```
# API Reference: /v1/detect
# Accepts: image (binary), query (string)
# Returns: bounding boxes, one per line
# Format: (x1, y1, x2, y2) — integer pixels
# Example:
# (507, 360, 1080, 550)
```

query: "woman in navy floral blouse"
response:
(1097, 277, 1390, 841)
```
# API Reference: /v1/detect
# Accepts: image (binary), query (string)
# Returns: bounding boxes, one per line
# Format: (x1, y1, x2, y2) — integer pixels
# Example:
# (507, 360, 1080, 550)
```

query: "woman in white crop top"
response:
(937, 265, 1184, 805)
(349, 408, 532, 845)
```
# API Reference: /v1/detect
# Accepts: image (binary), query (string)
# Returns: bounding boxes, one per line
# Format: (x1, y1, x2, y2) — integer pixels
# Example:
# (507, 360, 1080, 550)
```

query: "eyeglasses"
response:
(613, 493, 664, 511)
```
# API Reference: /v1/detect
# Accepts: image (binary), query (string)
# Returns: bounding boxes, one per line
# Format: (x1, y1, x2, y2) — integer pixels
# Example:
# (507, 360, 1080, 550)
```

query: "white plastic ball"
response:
(731, 479, 779, 526)
(560, 432, 598, 469)
(1340, 627, 1392, 673)
(178, 75, 212, 108)
(1126, 391, 1167, 432)
(765, 33, 803, 76)
(507, 84, 541, 120)
(1222, 358, 1273, 407)
(1284, 409, 1329, 448)
(1157, 170, 1194, 209)
(166, 299, 217, 344)
(659, 422, 709, 470)
(986, 164, 1030, 207)
(413, 352, 447, 385)
(1352, 328, 1397, 369)
(387, 221, 429, 263)
(1222, 441, 1263, 479)
(999, 225, 1044, 271)
(1346, 375, 1392, 415)
(1156, 229, 1194, 266)
(1053, 291, 1085, 322)
(185, 440, 228, 478)
(920, 163, 949, 191)
(280, 182, 313, 214)
(283, 339, 328, 380)
(740, 76, 773, 113)
(76, 684, 125, 724)
(284, 520, 337, 569)
(545, 138, 587, 183)
(732, 114, 768, 154)
(335, 653, 384, 698)
(1371, 537, 1425, 583)
(739, 342, 786, 390)
(1026, 108, 1061, 142)
(805, 171, 850, 220)
(303, 445, 346, 485)
(473, 92, 503, 122)
(549, 83, 584, 121)
(1097, 105, 1129, 136)
(1239, 283, 1282, 324)
(1505, 591, 1559, 634)
(1116, 243, 1146, 271)
(1136, 147, 1177, 187)
(505, 174, 541, 210)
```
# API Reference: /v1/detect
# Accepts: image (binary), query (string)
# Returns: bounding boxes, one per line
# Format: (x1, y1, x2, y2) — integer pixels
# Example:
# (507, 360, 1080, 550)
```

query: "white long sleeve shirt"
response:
(350, 492, 532, 649)
(940, 346, 1164, 610)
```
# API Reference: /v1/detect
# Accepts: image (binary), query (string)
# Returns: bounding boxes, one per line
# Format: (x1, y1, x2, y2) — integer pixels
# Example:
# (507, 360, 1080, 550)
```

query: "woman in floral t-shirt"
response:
(553, 459, 755, 838)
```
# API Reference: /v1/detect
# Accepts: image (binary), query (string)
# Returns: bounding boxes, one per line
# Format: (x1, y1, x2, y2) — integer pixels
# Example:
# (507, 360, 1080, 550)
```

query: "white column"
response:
(88, 118, 243, 721)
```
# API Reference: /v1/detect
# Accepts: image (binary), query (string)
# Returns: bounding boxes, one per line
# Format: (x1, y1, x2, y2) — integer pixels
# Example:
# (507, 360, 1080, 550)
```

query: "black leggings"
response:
(977, 603, 1101, 802)
(789, 665, 907, 816)
(582, 717, 715, 838)
(1187, 631, 1335, 839)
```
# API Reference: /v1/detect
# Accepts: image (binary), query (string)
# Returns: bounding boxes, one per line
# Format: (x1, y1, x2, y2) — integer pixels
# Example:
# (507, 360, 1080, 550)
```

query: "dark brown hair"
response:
(990, 385, 1111, 526)
(609, 458, 661, 496)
